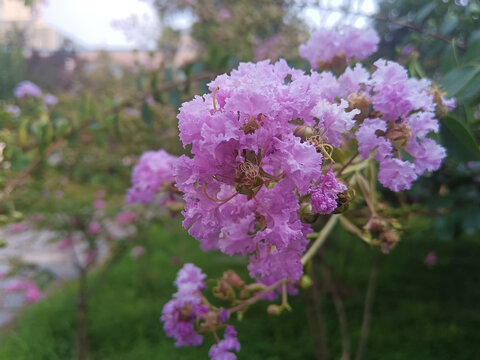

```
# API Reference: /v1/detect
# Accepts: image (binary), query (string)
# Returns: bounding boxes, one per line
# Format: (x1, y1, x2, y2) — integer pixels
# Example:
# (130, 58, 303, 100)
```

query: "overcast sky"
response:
(41, 0, 376, 50)
(42, 0, 157, 49)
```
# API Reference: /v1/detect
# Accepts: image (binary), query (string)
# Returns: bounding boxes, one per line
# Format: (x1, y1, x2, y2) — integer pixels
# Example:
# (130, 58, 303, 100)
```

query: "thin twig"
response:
(337, 152, 359, 177)
(354, 255, 379, 360)
(320, 261, 351, 360)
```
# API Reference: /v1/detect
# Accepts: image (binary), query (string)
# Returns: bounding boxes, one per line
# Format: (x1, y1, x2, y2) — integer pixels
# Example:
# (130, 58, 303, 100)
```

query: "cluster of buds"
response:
(364, 215, 401, 254)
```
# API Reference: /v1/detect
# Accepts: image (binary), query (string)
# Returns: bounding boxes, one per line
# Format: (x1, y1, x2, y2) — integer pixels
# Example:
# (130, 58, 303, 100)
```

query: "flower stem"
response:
(301, 215, 339, 266)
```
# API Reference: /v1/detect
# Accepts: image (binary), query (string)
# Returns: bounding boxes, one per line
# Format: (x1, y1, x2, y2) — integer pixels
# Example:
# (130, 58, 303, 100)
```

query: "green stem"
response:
(301, 215, 339, 266)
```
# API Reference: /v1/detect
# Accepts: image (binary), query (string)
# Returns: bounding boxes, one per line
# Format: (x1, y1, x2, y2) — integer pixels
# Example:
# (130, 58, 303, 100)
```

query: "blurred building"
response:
(0, 0, 62, 52)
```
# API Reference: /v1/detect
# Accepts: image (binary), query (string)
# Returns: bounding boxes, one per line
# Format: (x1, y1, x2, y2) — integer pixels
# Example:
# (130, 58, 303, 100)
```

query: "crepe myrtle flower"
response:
(354, 59, 451, 191)
(299, 26, 379, 70)
(161, 263, 208, 347)
(126, 150, 178, 204)
(175, 60, 363, 285)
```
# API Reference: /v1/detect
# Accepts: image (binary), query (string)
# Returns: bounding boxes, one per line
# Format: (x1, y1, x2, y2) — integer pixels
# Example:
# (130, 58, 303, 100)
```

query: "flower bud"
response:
(165, 200, 185, 214)
(299, 274, 313, 289)
(347, 92, 371, 123)
(386, 123, 412, 150)
(267, 304, 283, 316)
(298, 202, 318, 224)
(222, 270, 245, 288)
(294, 125, 316, 141)
(379, 229, 400, 254)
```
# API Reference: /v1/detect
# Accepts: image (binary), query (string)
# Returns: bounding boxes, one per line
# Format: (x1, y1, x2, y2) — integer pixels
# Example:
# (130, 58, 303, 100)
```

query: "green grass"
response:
(0, 218, 479, 359)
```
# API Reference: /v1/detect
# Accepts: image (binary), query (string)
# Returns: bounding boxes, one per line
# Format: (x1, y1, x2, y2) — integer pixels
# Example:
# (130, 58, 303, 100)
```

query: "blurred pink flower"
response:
(117, 211, 138, 224)
(93, 199, 106, 210)
(87, 222, 101, 234)
(4, 280, 42, 302)
(58, 237, 74, 251)
(424, 252, 436, 268)
(25, 282, 42, 302)
(218, 8, 232, 21)
(8, 222, 25, 233)
(131, 246, 145, 259)
(84, 250, 97, 264)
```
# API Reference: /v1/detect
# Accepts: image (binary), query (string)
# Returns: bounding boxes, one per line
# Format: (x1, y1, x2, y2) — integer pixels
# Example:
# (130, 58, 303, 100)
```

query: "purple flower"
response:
(14, 81, 42, 99)
(5, 105, 20, 117)
(44, 93, 58, 106)
(126, 150, 178, 204)
(176, 60, 350, 284)
(354, 59, 450, 191)
(310, 170, 347, 214)
(209, 326, 241, 360)
(299, 26, 380, 69)
(161, 264, 208, 347)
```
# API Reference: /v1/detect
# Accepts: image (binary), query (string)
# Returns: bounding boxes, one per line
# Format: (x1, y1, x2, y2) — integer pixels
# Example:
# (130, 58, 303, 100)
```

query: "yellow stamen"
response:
(213, 87, 220, 112)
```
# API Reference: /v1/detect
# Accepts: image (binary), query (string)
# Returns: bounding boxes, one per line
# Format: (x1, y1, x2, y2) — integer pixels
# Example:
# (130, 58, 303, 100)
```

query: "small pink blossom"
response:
(93, 199, 106, 209)
(8, 222, 25, 233)
(218, 8, 232, 21)
(58, 237, 74, 251)
(87, 222, 101, 234)
(4, 280, 42, 302)
(424, 252, 436, 268)
(25, 282, 42, 302)
(116, 211, 138, 224)
(84, 250, 97, 264)
(131, 246, 145, 259)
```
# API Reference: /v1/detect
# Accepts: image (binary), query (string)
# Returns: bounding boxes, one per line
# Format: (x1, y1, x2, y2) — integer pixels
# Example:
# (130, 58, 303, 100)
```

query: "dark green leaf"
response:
(458, 72, 480, 101)
(443, 115, 480, 160)
(440, 14, 458, 35)
(440, 43, 458, 73)
(464, 39, 480, 62)
(439, 66, 480, 96)
(414, 2, 436, 23)
(141, 102, 152, 128)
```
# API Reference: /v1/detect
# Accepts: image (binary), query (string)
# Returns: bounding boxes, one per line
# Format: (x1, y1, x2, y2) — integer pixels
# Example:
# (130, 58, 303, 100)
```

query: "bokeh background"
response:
(0, 0, 479, 359)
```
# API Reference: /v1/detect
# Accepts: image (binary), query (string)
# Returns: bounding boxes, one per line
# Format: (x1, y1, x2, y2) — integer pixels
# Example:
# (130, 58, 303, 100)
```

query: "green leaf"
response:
(414, 2, 436, 23)
(439, 66, 480, 96)
(443, 115, 480, 160)
(464, 39, 480, 62)
(440, 14, 458, 36)
(141, 102, 152, 128)
(440, 42, 458, 73)
(458, 72, 480, 101)
(10, 148, 31, 171)
(168, 88, 181, 109)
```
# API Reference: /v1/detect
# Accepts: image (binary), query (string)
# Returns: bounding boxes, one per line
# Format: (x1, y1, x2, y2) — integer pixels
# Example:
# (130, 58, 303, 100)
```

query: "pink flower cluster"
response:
(127, 150, 178, 204)
(161, 264, 209, 347)
(175, 60, 355, 285)
(299, 26, 380, 69)
(162, 264, 240, 359)
(352, 60, 450, 191)
(4, 280, 42, 302)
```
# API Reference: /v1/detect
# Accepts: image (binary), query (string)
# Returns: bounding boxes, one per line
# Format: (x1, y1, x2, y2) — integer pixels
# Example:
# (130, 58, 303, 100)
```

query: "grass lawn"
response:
(0, 217, 479, 360)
